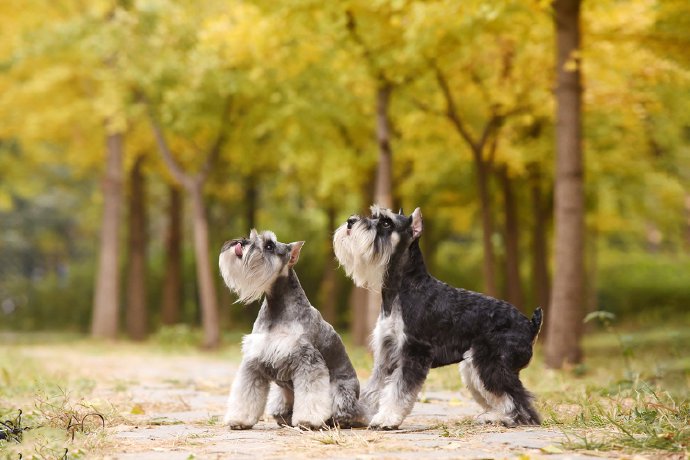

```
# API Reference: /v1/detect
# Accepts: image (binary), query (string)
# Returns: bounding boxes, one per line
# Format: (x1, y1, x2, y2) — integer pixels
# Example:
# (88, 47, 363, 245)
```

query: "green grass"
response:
(532, 316, 690, 455)
(1, 318, 689, 457)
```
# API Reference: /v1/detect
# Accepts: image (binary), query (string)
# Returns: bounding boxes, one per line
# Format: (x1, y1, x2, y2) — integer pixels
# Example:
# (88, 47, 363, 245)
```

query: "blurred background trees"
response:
(1, 0, 689, 367)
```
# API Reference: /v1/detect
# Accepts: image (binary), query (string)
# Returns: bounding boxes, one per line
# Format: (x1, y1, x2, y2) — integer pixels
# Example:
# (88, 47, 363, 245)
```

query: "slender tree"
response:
(148, 103, 230, 349)
(345, 9, 396, 345)
(434, 66, 504, 297)
(498, 165, 524, 310)
(125, 154, 148, 340)
(529, 165, 551, 318)
(318, 205, 339, 325)
(685, 194, 690, 252)
(545, 0, 585, 368)
(160, 185, 183, 325)
(91, 131, 125, 339)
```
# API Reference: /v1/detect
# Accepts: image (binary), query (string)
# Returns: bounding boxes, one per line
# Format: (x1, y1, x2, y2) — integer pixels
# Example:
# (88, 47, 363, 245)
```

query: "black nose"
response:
(347, 217, 357, 229)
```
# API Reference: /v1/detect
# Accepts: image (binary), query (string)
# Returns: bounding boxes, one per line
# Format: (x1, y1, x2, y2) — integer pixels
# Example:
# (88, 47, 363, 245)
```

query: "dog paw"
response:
(223, 411, 255, 430)
(475, 412, 516, 427)
(226, 422, 253, 430)
(272, 412, 292, 427)
(292, 419, 327, 431)
(369, 423, 399, 431)
(368, 413, 402, 430)
(334, 418, 367, 429)
(292, 407, 330, 430)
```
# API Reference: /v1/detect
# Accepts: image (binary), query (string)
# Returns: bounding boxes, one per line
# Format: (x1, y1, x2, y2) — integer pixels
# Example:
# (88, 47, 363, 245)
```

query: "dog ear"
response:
(411, 207, 423, 239)
(249, 229, 259, 240)
(398, 208, 404, 215)
(288, 241, 305, 267)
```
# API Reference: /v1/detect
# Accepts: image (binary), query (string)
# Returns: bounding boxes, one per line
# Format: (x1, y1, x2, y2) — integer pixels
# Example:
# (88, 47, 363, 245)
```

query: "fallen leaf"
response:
(540, 445, 564, 454)
(130, 404, 145, 415)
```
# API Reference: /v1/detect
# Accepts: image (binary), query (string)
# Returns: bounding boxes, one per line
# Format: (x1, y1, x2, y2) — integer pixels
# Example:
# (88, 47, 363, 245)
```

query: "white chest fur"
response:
(372, 300, 406, 362)
(242, 324, 305, 367)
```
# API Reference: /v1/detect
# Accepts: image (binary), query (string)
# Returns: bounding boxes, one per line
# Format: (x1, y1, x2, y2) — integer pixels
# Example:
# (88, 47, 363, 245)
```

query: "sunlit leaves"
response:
(0, 0, 688, 249)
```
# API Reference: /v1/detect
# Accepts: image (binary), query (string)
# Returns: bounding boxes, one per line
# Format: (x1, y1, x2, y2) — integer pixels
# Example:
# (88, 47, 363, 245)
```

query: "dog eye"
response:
(265, 242, 274, 251)
(381, 220, 391, 228)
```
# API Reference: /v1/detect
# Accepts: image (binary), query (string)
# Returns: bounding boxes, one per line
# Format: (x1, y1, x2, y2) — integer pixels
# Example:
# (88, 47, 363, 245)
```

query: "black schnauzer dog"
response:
(333, 206, 542, 430)
(219, 229, 362, 429)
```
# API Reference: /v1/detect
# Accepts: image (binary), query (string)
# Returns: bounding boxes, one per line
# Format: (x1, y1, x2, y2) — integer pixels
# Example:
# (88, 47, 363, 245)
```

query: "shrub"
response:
(597, 253, 690, 319)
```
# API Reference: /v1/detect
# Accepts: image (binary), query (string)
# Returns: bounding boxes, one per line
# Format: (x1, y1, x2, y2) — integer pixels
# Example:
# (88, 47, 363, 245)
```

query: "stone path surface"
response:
(23, 346, 609, 459)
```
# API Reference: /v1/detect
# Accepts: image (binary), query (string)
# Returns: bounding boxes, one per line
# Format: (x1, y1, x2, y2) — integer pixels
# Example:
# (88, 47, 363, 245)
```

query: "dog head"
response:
(219, 229, 304, 303)
(333, 205, 423, 291)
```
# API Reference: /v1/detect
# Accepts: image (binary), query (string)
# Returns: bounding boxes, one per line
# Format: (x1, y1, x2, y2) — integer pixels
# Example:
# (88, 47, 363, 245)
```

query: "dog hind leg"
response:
(290, 343, 332, 429)
(266, 383, 294, 427)
(459, 358, 491, 412)
(331, 378, 365, 428)
(461, 348, 517, 426)
(462, 347, 541, 426)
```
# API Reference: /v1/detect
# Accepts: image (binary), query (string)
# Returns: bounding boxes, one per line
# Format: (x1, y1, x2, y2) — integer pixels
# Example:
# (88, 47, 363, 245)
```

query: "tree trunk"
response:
(147, 102, 227, 348)
(126, 155, 148, 340)
(421, 214, 436, 275)
(545, 0, 585, 368)
(529, 165, 551, 318)
(364, 84, 395, 345)
(350, 286, 370, 346)
(190, 181, 221, 348)
(499, 166, 523, 310)
(91, 131, 124, 339)
(318, 206, 339, 325)
(160, 185, 183, 325)
(434, 66, 500, 298)
(586, 225, 598, 318)
(245, 174, 258, 231)
(685, 194, 690, 252)
(351, 83, 394, 347)
(475, 156, 498, 297)
(374, 84, 394, 208)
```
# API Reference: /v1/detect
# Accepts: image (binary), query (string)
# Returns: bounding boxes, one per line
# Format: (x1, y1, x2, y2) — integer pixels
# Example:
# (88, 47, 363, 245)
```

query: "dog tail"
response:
(530, 307, 543, 341)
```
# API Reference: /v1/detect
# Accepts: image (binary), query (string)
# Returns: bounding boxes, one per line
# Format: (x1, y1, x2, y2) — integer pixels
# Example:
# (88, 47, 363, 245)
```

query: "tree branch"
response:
(411, 97, 445, 117)
(345, 9, 387, 84)
(146, 106, 193, 189)
(198, 97, 233, 183)
(433, 63, 478, 153)
(469, 67, 493, 108)
(487, 127, 501, 166)
(477, 106, 503, 155)
(333, 119, 362, 156)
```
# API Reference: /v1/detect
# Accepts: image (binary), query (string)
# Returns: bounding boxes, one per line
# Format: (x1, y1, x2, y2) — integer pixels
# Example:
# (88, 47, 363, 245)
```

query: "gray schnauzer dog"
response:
(334, 206, 542, 430)
(219, 229, 362, 430)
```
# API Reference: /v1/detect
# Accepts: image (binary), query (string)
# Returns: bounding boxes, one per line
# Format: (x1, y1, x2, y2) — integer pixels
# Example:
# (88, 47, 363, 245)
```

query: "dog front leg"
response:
(291, 344, 332, 429)
(223, 359, 269, 429)
(359, 362, 387, 422)
(369, 356, 430, 430)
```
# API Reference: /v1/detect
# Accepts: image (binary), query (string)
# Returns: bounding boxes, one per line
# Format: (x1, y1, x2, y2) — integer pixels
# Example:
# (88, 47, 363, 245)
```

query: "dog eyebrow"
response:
(261, 230, 278, 242)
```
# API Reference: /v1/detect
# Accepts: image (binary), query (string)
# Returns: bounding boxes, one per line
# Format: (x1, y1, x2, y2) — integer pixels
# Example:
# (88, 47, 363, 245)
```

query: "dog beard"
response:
(333, 221, 397, 292)
(219, 243, 284, 303)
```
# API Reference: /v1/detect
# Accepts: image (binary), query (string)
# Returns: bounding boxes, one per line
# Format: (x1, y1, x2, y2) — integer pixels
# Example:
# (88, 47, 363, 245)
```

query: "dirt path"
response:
(20, 345, 607, 459)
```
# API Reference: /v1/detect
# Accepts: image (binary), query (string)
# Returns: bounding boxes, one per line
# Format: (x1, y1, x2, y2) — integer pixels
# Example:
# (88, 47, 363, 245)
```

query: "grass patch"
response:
(535, 313, 690, 455)
(0, 386, 116, 458)
(420, 313, 690, 455)
(556, 387, 690, 452)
